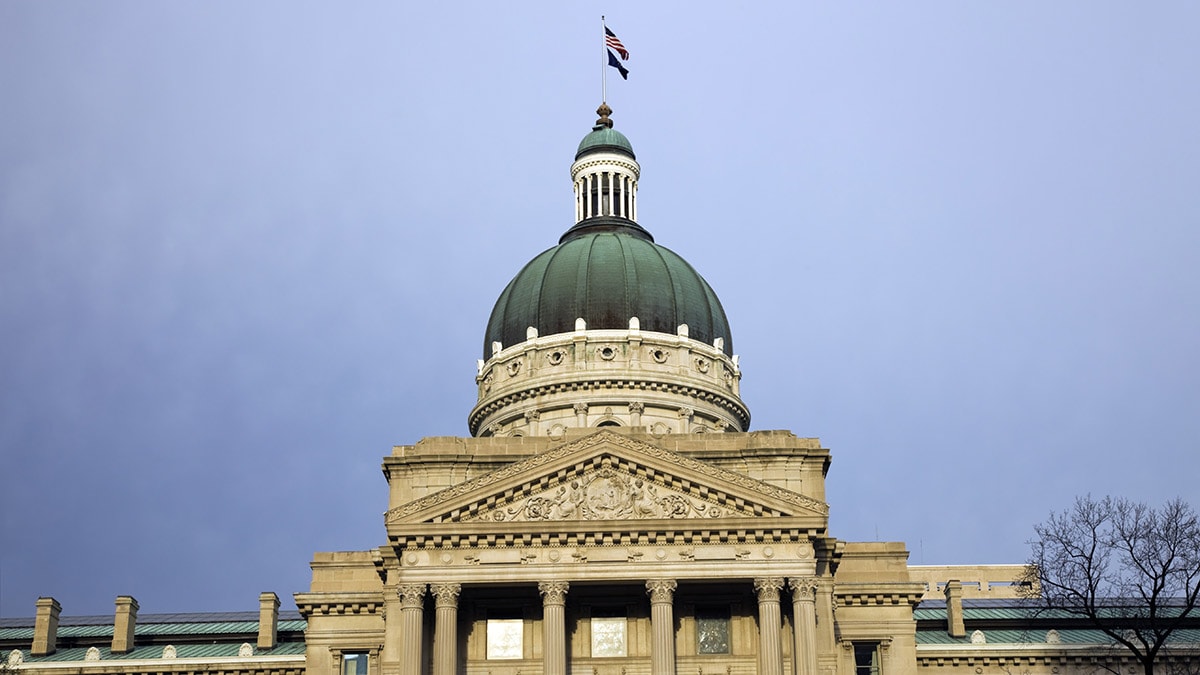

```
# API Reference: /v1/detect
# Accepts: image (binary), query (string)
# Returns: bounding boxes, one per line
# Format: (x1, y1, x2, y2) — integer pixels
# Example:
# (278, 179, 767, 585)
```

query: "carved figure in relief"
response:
(560, 481, 584, 518)
(585, 469, 631, 518)
(632, 480, 658, 516)
(490, 467, 726, 522)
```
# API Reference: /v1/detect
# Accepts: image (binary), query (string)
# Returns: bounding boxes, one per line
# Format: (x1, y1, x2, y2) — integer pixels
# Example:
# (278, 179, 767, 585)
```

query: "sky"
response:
(2, 2, 1198, 618)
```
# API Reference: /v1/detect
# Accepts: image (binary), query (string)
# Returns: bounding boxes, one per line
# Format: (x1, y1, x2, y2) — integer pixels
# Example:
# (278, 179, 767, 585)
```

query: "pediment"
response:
(385, 430, 828, 526)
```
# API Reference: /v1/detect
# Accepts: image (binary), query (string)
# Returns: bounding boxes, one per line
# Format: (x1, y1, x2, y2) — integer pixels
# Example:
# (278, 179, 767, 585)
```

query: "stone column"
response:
(431, 583, 461, 675)
(677, 407, 694, 434)
(398, 584, 427, 675)
(525, 410, 541, 436)
(789, 578, 819, 675)
(754, 578, 785, 675)
(629, 402, 644, 428)
(538, 581, 569, 675)
(646, 579, 678, 675)
(574, 402, 588, 427)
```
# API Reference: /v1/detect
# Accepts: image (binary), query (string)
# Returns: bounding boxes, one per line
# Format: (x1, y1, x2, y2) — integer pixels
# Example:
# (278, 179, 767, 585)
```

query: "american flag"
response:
(605, 27, 629, 60)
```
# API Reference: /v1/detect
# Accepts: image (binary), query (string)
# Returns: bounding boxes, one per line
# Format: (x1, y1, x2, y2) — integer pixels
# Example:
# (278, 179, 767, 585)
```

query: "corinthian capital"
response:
(538, 581, 569, 606)
(398, 583, 427, 609)
(754, 577, 785, 602)
(645, 579, 678, 604)
(430, 583, 461, 608)
(788, 577, 819, 602)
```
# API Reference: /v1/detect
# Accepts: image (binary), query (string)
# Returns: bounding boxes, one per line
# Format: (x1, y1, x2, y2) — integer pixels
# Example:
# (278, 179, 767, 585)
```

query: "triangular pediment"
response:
(386, 430, 828, 526)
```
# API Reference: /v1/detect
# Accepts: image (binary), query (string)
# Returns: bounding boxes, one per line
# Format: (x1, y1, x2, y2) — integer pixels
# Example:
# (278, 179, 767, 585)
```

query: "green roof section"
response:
(576, 126, 635, 160)
(917, 628, 1200, 646)
(0, 612, 307, 653)
(17, 640, 307, 662)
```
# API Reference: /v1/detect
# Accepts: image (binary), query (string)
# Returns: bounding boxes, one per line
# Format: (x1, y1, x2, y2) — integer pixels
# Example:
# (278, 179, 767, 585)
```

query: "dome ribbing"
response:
(484, 216, 733, 357)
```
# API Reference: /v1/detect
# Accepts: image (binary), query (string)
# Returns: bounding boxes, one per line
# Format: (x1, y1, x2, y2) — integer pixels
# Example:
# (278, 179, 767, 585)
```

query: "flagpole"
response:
(601, 15, 607, 104)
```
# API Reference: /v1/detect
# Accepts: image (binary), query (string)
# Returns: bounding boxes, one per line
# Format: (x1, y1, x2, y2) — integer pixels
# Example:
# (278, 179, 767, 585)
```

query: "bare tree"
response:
(1021, 496, 1200, 675)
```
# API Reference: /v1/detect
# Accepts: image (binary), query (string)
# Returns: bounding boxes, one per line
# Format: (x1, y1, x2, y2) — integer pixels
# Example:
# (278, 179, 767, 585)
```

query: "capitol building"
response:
(2, 105, 1192, 675)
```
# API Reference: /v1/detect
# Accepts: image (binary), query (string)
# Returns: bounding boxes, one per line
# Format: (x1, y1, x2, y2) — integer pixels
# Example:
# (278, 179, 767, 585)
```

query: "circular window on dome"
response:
(598, 346, 617, 361)
(650, 348, 669, 364)
(506, 359, 522, 376)
(546, 349, 566, 366)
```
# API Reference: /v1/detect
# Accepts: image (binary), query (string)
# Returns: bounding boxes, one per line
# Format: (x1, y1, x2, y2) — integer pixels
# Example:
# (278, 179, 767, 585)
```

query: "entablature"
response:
(293, 593, 384, 618)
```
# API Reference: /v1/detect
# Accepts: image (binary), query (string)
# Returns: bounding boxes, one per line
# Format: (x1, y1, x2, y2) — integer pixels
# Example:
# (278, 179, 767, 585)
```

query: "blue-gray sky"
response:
(2, 2, 1198, 618)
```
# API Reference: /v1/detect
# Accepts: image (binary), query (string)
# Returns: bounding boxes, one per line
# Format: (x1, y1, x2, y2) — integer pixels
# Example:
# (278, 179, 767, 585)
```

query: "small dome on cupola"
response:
(576, 105, 635, 159)
(470, 105, 748, 439)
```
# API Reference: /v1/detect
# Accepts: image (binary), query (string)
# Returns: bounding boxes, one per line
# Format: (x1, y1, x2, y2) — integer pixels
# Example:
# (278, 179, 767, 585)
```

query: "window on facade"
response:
(696, 606, 731, 654)
(854, 642, 881, 675)
(590, 608, 627, 657)
(341, 652, 368, 675)
(486, 618, 524, 660)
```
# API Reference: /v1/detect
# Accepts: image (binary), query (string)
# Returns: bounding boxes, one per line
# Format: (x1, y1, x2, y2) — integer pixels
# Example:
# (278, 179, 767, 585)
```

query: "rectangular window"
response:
(854, 643, 881, 675)
(590, 610, 627, 657)
(486, 618, 524, 660)
(696, 606, 731, 654)
(341, 652, 368, 675)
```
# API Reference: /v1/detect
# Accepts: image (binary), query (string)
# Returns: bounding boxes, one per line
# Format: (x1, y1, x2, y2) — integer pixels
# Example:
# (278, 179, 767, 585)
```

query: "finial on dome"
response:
(595, 103, 614, 129)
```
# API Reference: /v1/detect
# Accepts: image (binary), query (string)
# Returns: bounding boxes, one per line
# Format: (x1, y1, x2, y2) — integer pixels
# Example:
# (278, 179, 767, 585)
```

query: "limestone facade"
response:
(292, 427, 923, 675)
(470, 323, 747, 438)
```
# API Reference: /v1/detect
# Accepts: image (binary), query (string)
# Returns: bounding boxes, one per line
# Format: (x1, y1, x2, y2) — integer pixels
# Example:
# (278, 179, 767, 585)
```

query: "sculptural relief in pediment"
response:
(463, 464, 727, 523)
(386, 430, 829, 526)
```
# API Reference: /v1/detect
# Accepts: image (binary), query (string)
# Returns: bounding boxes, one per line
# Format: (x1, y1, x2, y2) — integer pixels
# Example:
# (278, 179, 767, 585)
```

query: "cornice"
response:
(469, 377, 750, 434)
(293, 592, 384, 618)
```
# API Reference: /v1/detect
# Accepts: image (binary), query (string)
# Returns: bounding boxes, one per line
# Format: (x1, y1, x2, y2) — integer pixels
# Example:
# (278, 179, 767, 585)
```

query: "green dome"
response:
(484, 218, 733, 357)
(576, 126, 635, 160)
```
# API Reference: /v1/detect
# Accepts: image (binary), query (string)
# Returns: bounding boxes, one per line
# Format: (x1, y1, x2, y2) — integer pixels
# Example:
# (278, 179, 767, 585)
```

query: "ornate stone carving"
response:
(506, 359, 522, 376)
(970, 630, 986, 644)
(85, 647, 101, 662)
(788, 577, 819, 601)
(238, 643, 254, 657)
(694, 356, 710, 373)
(797, 539, 816, 558)
(162, 645, 177, 659)
(7, 650, 24, 667)
(398, 584, 427, 609)
(484, 466, 721, 522)
(546, 349, 566, 366)
(754, 577, 785, 602)
(538, 581, 569, 606)
(649, 347, 670, 363)
(597, 345, 617, 360)
(646, 579, 677, 603)
(524, 410, 541, 422)
(573, 402, 588, 415)
(628, 401, 644, 414)
(431, 583, 461, 608)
